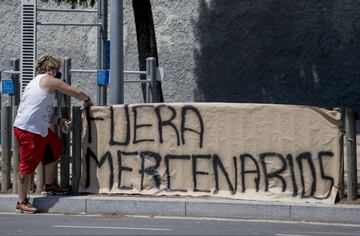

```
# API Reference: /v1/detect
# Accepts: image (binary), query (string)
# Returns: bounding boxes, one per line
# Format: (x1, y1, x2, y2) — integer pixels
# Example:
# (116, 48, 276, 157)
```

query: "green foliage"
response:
(41, 0, 96, 7)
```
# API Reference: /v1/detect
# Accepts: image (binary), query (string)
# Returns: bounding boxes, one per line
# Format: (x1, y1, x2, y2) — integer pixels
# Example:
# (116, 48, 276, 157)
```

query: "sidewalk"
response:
(1, 194, 360, 224)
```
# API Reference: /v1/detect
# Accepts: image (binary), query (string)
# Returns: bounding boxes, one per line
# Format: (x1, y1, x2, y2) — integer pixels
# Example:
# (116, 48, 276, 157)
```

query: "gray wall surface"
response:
(1, 0, 360, 108)
(193, 0, 360, 108)
(0, 0, 200, 104)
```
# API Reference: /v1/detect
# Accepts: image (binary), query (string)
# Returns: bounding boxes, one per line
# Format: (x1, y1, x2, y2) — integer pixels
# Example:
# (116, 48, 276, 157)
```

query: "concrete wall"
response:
(0, 0, 98, 105)
(193, 0, 360, 108)
(1, 0, 360, 108)
(0, 0, 200, 104)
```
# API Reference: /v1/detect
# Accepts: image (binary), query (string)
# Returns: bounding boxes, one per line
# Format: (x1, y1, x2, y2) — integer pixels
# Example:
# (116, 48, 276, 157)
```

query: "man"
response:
(13, 54, 93, 213)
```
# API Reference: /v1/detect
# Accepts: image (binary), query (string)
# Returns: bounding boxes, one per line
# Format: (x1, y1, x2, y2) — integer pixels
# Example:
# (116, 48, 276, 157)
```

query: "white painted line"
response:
(305, 232, 360, 235)
(275, 234, 309, 236)
(130, 215, 360, 228)
(52, 225, 173, 231)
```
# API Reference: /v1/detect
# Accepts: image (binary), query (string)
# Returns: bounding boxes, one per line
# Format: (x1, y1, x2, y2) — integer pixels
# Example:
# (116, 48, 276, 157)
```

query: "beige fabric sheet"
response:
(78, 103, 342, 204)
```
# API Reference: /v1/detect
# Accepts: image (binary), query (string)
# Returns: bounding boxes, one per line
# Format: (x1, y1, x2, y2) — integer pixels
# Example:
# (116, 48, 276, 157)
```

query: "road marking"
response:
(52, 225, 173, 231)
(276, 234, 309, 236)
(2, 212, 360, 229)
(305, 232, 360, 235)
(131, 215, 360, 228)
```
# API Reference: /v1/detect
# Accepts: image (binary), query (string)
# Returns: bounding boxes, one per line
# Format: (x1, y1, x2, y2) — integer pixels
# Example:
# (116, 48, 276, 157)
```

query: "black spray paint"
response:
(84, 105, 335, 199)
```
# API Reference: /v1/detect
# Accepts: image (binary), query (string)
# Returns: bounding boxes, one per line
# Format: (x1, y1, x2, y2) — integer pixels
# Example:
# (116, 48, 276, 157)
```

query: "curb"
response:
(1, 194, 360, 224)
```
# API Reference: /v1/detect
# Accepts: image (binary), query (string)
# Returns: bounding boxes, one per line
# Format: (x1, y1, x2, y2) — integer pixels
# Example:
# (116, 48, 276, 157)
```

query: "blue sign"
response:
(105, 40, 110, 70)
(1, 80, 15, 95)
(97, 70, 109, 86)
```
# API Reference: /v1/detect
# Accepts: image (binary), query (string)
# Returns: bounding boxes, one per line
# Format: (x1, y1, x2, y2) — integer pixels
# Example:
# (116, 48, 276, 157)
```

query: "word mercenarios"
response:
(79, 103, 341, 204)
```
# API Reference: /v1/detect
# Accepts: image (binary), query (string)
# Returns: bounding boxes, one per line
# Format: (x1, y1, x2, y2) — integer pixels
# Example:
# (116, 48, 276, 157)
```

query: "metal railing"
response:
(21, 0, 109, 106)
(67, 57, 158, 103)
(37, 22, 101, 27)
(37, 8, 97, 13)
(0, 57, 159, 194)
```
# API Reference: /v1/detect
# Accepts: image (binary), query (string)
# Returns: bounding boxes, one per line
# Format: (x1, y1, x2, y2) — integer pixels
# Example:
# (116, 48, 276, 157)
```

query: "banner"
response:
(79, 103, 342, 204)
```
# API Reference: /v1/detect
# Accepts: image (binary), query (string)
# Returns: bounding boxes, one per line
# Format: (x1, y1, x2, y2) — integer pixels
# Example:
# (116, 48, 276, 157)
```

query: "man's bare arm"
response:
(40, 75, 90, 102)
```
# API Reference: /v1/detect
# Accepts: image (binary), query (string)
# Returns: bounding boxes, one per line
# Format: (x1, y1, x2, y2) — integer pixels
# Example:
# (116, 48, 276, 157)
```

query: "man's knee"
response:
(18, 174, 30, 183)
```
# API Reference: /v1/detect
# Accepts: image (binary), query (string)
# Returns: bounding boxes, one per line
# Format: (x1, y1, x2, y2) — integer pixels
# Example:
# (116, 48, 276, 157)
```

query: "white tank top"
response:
(14, 74, 55, 137)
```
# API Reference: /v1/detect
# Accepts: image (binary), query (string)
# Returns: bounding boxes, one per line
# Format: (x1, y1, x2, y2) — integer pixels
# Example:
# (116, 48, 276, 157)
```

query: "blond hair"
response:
(35, 54, 62, 74)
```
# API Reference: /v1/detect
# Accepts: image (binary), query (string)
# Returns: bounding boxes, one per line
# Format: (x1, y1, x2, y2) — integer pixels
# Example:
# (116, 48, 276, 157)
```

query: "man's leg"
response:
(18, 173, 31, 203)
(42, 131, 68, 195)
(43, 160, 69, 195)
(13, 127, 41, 213)
(45, 161, 58, 185)
(16, 173, 37, 214)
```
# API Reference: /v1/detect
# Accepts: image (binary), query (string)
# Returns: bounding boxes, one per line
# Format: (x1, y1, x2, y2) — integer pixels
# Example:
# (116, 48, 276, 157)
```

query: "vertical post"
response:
(145, 68, 150, 103)
(12, 107, 20, 194)
(0, 71, 1, 148)
(1, 106, 11, 192)
(345, 108, 358, 200)
(9, 58, 20, 106)
(339, 134, 345, 200)
(97, 0, 108, 105)
(10, 58, 20, 193)
(60, 58, 71, 188)
(35, 165, 44, 193)
(63, 58, 72, 108)
(72, 106, 82, 194)
(146, 57, 157, 103)
(337, 107, 345, 200)
(110, 0, 124, 104)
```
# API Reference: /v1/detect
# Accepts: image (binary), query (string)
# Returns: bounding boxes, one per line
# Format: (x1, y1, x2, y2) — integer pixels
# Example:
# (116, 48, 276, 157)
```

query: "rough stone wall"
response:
(2, 0, 360, 107)
(123, 0, 200, 103)
(0, 0, 98, 105)
(0, 0, 21, 106)
(0, 0, 200, 104)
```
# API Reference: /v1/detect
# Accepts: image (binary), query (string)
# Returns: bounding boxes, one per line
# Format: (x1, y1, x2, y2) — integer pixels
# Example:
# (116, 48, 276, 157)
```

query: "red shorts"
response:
(14, 127, 61, 175)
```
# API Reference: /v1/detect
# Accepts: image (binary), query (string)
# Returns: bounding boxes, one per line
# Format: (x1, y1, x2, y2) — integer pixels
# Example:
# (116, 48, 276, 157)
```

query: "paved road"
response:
(0, 213, 359, 236)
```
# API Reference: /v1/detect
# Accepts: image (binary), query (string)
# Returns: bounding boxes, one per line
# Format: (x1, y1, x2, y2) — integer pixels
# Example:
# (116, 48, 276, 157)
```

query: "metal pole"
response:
(1, 106, 11, 192)
(97, 0, 108, 106)
(337, 107, 345, 200)
(10, 58, 20, 193)
(146, 57, 157, 103)
(12, 105, 19, 194)
(36, 85, 45, 197)
(63, 58, 72, 107)
(37, 22, 102, 27)
(124, 70, 146, 75)
(70, 70, 97, 73)
(60, 58, 71, 188)
(124, 79, 150, 84)
(37, 8, 97, 13)
(145, 60, 150, 103)
(345, 108, 358, 200)
(9, 59, 20, 106)
(110, 0, 124, 104)
(72, 106, 82, 194)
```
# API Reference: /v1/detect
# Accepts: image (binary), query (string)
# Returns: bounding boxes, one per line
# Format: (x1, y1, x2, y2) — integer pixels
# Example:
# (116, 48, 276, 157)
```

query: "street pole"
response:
(146, 57, 157, 103)
(1, 106, 11, 192)
(110, 0, 124, 104)
(71, 106, 82, 194)
(60, 58, 71, 189)
(97, 0, 108, 105)
(10, 58, 20, 193)
(345, 108, 358, 200)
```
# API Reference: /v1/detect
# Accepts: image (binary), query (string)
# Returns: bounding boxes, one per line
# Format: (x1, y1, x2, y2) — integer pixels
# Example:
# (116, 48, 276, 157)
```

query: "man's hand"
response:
(59, 118, 71, 134)
(83, 97, 94, 107)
